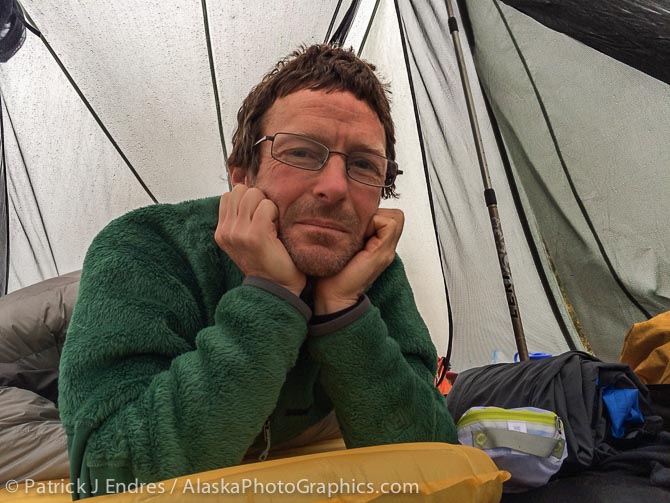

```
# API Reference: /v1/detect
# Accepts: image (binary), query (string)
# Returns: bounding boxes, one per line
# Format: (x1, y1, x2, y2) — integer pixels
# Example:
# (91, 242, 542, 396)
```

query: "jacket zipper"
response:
(258, 418, 271, 461)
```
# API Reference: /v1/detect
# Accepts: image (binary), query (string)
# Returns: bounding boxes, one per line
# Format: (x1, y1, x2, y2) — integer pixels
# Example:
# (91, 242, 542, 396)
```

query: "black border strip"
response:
(201, 0, 229, 179)
(395, 0, 455, 365)
(16, 0, 39, 36)
(3, 97, 59, 276)
(493, 0, 651, 320)
(482, 90, 577, 350)
(357, 0, 382, 56)
(0, 94, 8, 294)
(20, 6, 158, 204)
(330, 0, 360, 46)
(325, 0, 346, 43)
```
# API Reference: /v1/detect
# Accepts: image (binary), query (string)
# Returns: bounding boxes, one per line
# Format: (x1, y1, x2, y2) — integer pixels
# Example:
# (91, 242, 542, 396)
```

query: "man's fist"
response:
(215, 185, 306, 297)
(313, 208, 404, 315)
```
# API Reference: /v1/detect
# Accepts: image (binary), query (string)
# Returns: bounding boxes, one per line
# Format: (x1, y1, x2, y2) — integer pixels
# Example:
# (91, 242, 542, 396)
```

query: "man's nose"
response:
(312, 152, 349, 202)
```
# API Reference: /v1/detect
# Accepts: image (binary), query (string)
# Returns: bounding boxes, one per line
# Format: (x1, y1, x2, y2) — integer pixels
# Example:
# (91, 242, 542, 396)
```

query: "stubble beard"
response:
(279, 200, 364, 278)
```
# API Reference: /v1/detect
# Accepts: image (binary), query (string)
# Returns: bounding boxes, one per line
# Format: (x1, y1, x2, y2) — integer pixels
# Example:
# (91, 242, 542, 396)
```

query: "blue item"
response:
(602, 387, 644, 438)
(514, 352, 553, 362)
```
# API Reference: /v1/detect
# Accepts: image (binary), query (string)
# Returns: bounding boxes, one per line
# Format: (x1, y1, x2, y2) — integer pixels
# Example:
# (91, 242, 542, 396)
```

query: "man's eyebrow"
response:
(298, 131, 385, 155)
(351, 143, 386, 156)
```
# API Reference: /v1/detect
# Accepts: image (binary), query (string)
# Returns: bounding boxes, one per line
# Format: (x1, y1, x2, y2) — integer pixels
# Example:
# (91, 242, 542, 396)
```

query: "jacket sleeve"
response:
(307, 256, 457, 447)
(58, 209, 308, 498)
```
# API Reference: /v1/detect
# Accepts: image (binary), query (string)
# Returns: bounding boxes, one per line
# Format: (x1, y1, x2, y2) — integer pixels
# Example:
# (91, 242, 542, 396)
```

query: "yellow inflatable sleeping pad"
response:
(0, 440, 509, 502)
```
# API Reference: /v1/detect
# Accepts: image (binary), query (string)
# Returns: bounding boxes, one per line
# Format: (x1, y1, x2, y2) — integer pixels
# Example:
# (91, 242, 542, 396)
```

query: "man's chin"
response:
(287, 245, 354, 278)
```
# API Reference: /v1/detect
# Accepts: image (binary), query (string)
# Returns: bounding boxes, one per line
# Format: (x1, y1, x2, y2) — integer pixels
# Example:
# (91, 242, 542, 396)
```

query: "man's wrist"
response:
(309, 296, 370, 337)
(242, 276, 311, 321)
(314, 297, 360, 316)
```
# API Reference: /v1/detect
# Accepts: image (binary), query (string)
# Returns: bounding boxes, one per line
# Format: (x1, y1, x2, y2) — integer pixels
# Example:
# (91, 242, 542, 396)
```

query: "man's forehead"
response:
(262, 89, 385, 148)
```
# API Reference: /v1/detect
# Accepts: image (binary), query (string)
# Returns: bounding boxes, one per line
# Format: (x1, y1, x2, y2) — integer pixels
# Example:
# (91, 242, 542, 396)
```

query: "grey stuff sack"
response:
(446, 351, 667, 477)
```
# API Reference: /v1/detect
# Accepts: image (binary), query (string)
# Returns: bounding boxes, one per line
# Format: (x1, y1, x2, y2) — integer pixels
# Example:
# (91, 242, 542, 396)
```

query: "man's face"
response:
(243, 89, 385, 277)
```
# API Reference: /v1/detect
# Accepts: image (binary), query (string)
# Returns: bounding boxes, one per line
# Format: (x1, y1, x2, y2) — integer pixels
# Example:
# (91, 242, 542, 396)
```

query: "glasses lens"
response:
(348, 154, 392, 187)
(272, 133, 327, 170)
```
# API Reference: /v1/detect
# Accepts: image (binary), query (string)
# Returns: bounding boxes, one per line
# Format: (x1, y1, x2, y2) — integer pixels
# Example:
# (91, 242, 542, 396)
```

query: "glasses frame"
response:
(253, 132, 402, 188)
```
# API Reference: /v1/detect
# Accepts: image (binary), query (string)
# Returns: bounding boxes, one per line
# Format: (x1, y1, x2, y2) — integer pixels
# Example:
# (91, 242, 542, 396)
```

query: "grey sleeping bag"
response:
(0, 271, 80, 486)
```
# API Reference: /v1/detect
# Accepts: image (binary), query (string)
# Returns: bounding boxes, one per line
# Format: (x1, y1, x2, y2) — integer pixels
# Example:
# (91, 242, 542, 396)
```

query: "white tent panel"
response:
(0, 34, 154, 291)
(3, 98, 56, 290)
(21, 0, 228, 203)
(358, 0, 452, 356)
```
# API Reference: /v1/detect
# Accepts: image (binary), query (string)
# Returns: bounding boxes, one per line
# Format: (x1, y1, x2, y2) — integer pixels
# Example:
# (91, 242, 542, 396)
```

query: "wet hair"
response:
(228, 44, 397, 198)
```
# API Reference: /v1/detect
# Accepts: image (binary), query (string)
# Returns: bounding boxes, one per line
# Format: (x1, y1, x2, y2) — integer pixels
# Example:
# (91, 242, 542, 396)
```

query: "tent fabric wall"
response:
(1, 0, 666, 368)
(462, 0, 670, 362)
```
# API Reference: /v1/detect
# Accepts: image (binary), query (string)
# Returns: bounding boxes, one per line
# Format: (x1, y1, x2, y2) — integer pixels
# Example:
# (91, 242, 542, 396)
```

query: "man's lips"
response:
(295, 219, 350, 234)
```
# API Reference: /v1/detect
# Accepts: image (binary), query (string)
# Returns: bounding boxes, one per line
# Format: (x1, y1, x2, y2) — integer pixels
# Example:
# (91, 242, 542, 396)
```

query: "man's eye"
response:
(351, 157, 381, 173)
(280, 147, 322, 162)
(283, 148, 321, 160)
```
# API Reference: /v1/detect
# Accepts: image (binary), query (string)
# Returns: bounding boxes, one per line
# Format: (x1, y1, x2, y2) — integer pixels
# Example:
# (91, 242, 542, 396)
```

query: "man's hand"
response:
(215, 185, 306, 297)
(313, 208, 404, 315)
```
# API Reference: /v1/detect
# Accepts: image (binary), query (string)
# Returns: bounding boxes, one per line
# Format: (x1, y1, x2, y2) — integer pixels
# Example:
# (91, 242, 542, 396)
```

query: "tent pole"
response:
(444, 0, 529, 361)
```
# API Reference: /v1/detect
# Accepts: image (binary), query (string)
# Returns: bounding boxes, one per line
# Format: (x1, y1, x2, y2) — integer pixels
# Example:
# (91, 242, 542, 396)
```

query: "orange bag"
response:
(620, 311, 670, 384)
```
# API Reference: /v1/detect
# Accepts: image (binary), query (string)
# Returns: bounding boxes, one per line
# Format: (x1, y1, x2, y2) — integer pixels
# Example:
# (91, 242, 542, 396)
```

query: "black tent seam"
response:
(330, 0, 360, 46)
(24, 22, 39, 36)
(482, 90, 577, 350)
(357, 0, 382, 57)
(325, 0, 346, 43)
(19, 7, 158, 205)
(22, 18, 39, 36)
(492, 0, 652, 320)
(0, 93, 8, 295)
(3, 97, 59, 276)
(200, 0, 229, 182)
(394, 0, 455, 365)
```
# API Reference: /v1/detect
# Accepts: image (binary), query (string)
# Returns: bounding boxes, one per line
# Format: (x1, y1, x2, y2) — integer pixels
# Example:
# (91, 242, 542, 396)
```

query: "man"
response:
(59, 44, 457, 498)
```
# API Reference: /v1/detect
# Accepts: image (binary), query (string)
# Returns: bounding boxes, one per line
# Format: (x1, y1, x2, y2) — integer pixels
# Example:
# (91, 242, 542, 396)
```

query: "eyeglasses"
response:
(253, 132, 402, 188)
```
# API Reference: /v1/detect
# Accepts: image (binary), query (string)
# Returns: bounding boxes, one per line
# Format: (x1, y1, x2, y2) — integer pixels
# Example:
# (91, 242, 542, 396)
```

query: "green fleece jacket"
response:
(58, 196, 457, 498)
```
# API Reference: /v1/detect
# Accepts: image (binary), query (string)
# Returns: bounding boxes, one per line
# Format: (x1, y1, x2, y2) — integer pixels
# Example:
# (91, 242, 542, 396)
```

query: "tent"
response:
(0, 0, 668, 371)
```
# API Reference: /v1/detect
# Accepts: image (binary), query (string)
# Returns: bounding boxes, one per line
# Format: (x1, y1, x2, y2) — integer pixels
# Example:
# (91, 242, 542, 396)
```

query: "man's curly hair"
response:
(228, 44, 398, 198)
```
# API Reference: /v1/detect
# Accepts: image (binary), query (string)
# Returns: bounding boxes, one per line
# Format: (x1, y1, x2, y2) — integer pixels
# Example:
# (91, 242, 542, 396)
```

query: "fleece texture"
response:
(58, 196, 457, 498)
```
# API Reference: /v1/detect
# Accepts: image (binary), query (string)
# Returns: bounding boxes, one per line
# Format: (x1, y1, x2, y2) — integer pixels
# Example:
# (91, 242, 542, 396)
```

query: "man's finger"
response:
(371, 210, 404, 242)
(237, 187, 266, 222)
(218, 192, 229, 223)
(251, 198, 280, 229)
(219, 184, 247, 223)
(376, 208, 405, 226)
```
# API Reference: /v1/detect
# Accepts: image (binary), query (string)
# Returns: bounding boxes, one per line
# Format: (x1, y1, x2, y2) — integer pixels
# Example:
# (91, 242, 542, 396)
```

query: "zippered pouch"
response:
(457, 406, 568, 493)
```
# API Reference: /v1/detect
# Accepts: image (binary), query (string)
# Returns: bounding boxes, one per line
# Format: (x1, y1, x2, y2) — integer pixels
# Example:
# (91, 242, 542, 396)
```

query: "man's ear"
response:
(228, 166, 247, 186)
